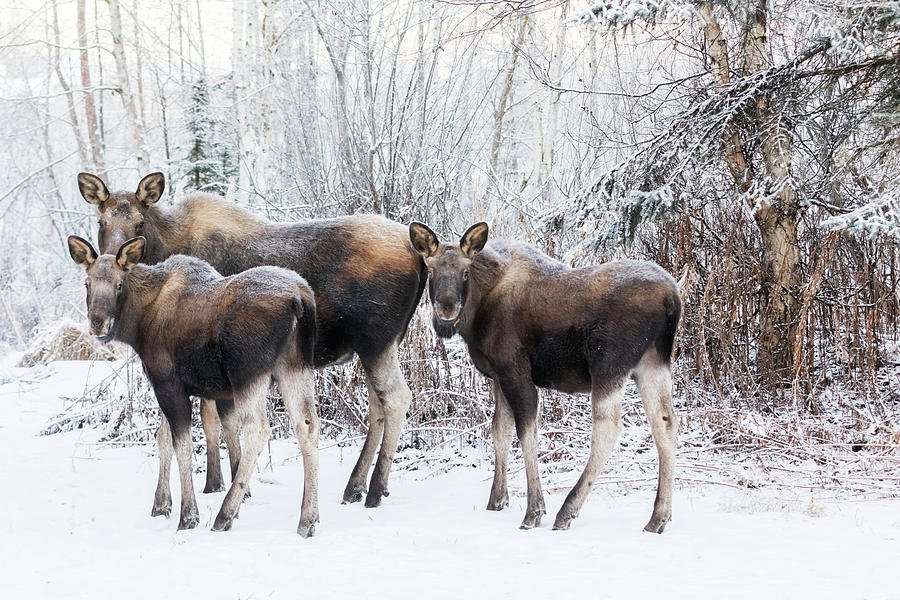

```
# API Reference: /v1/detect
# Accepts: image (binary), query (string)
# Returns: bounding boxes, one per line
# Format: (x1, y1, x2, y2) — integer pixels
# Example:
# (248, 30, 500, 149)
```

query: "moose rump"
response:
(171, 273, 317, 401)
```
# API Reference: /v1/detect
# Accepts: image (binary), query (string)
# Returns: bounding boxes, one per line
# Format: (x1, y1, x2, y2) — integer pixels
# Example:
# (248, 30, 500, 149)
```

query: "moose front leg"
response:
(155, 380, 199, 530)
(499, 374, 545, 529)
(151, 412, 173, 517)
(487, 380, 514, 511)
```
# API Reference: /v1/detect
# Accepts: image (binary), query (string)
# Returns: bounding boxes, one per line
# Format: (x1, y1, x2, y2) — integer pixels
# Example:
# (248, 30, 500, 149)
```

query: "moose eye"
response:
(116, 282, 123, 292)
(97, 220, 105, 229)
(462, 269, 470, 281)
(136, 221, 145, 232)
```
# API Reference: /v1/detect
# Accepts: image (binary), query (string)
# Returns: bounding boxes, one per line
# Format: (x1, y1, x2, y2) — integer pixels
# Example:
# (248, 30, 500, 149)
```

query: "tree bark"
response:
(700, 1, 801, 382)
(538, 1, 568, 203)
(489, 13, 529, 183)
(743, 0, 801, 381)
(698, 3, 750, 189)
(108, 0, 149, 168)
(51, 0, 87, 166)
(77, 0, 104, 174)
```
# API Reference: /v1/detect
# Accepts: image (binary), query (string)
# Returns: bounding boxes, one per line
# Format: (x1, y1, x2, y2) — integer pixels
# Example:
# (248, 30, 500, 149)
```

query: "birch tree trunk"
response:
(539, 1, 568, 203)
(108, 0, 149, 168)
(700, 1, 801, 381)
(743, 0, 801, 381)
(77, 0, 104, 174)
(489, 13, 529, 186)
(361, 1, 381, 214)
(51, 0, 87, 166)
(256, 0, 276, 201)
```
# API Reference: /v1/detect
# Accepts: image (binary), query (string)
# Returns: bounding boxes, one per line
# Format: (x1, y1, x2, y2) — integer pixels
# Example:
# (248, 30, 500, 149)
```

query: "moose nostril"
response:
(437, 304, 460, 321)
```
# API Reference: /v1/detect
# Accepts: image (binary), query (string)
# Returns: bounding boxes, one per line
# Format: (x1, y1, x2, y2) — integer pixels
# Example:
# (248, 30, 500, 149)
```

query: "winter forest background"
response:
(1, 0, 899, 496)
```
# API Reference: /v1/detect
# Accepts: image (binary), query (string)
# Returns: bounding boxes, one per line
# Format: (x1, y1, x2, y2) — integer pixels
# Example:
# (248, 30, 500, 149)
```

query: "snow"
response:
(1, 360, 898, 600)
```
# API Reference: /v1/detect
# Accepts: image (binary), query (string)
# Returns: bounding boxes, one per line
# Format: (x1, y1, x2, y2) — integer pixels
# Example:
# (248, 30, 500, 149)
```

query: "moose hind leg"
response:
(361, 343, 412, 508)
(213, 378, 270, 532)
(553, 379, 625, 531)
(342, 378, 384, 504)
(277, 367, 320, 537)
(634, 357, 678, 534)
(487, 381, 514, 511)
(200, 398, 225, 493)
(151, 412, 173, 518)
(217, 397, 246, 497)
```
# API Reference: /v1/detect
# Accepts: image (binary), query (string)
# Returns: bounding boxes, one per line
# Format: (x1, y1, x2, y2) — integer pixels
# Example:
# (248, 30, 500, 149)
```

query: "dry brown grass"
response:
(18, 320, 122, 367)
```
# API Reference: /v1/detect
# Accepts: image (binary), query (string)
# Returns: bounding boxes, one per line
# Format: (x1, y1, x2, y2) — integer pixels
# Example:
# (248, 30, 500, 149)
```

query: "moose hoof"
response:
(212, 513, 234, 532)
(150, 503, 171, 518)
(243, 487, 252, 500)
(486, 497, 508, 512)
(643, 515, 670, 534)
(364, 490, 383, 508)
(552, 513, 575, 531)
(177, 513, 200, 531)
(342, 484, 366, 505)
(297, 516, 319, 538)
(520, 509, 545, 530)
(202, 480, 226, 494)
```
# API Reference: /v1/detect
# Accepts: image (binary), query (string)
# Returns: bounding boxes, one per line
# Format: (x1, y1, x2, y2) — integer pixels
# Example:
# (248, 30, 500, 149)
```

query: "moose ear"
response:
(409, 222, 439, 258)
(116, 237, 146, 270)
(136, 172, 165, 205)
(68, 235, 98, 269)
(77, 173, 109, 207)
(460, 222, 489, 258)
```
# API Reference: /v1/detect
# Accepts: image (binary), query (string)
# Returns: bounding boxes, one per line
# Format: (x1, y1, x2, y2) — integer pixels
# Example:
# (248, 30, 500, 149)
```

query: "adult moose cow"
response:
(78, 172, 425, 512)
(409, 221, 681, 533)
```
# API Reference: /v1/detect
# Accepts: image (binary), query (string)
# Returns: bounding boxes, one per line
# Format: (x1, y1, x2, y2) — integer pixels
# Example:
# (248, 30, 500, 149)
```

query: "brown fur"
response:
(410, 221, 681, 532)
(67, 235, 320, 534)
(81, 172, 426, 507)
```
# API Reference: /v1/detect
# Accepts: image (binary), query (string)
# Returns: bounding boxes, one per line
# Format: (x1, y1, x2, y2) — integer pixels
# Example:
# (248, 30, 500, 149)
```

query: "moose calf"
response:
(68, 235, 320, 536)
(409, 221, 681, 533)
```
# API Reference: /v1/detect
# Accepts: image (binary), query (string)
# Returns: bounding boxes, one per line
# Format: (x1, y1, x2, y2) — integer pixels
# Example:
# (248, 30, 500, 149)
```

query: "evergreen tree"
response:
(180, 78, 237, 194)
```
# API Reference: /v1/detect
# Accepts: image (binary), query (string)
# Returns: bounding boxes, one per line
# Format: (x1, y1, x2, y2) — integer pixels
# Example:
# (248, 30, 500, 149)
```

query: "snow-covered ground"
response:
(1, 360, 898, 600)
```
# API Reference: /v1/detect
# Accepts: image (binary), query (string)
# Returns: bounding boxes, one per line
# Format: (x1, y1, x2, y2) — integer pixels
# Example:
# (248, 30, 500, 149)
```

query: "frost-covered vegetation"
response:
(0, 0, 898, 496)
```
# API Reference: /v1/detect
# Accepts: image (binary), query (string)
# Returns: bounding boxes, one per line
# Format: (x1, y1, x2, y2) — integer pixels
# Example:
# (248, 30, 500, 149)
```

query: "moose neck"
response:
(114, 264, 166, 348)
(456, 246, 505, 341)
(142, 204, 181, 264)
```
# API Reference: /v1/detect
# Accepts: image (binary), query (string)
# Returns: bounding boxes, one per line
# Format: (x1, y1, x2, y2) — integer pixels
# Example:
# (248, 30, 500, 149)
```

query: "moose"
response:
(77, 172, 425, 510)
(67, 235, 320, 535)
(409, 221, 681, 533)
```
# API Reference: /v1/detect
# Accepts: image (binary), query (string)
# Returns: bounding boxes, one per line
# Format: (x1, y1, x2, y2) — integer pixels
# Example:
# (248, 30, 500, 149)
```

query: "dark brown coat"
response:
(68, 235, 320, 535)
(410, 221, 681, 533)
(79, 172, 424, 507)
